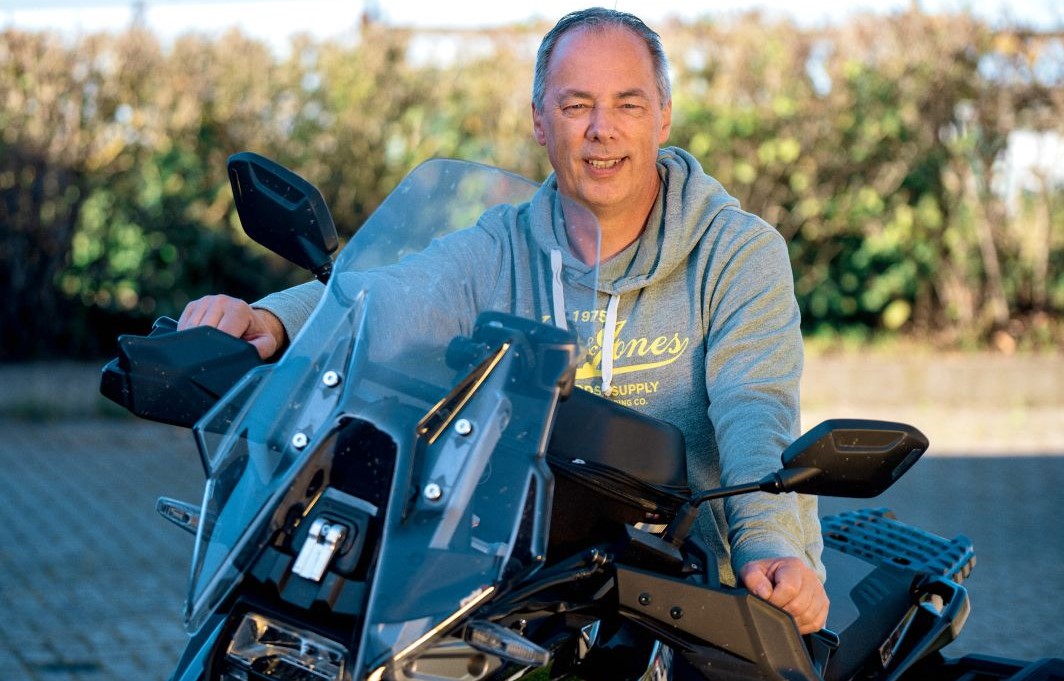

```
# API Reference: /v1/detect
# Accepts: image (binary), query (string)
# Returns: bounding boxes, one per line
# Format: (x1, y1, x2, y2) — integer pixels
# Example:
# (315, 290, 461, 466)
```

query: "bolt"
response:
(670, 606, 684, 620)
(638, 592, 652, 606)
(454, 419, 473, 436)
(424, 483, 443, 501)
(291, 432, 309, 449)
(322, 371, 341, 387)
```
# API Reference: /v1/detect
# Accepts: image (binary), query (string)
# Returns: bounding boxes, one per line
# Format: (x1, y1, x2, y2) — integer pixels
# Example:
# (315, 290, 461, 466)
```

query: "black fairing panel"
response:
(820, 547, 914, 681)
(616, 565, 818, 680)
(545, 388, 690, 561)
(548, 387, 687, 488)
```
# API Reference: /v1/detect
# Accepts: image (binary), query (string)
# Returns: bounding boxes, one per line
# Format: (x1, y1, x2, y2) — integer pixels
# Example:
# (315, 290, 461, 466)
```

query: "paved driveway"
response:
(0, 420, 202, 680)
(0, 417, 1061, 680)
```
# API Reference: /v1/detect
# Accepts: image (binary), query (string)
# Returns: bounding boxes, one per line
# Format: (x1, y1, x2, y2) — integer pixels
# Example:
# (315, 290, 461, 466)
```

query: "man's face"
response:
(533, 25, 672, 226)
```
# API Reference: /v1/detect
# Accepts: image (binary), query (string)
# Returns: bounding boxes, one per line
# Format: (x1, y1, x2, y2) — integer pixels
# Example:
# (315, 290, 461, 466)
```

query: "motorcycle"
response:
(101, 153, 1063, 681)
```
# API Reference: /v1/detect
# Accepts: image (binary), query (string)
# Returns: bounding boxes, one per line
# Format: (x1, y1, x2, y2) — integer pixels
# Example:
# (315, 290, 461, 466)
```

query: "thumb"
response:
(741, 565, 774, 600)
(247, 334, 278, 361)
(245, 309, 284, 360)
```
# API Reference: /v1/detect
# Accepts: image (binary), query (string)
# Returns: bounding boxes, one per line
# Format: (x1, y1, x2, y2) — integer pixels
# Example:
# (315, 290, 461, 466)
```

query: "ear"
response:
(659, 98, 673, 145)
(532, 103, 547, 146)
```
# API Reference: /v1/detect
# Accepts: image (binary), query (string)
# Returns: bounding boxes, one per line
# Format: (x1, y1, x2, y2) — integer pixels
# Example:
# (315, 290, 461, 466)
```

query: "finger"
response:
(787, 586, 829, 634)
(808, 597, 830, 632)
(195, 302, 228, 331)
(215, 306, 253, 339)
(177, 303, 193, 329)
(739, 564, 774, 600)
(179, 295, 235, 331)
(784, 595, 817, 630)
(794, 601, 829, 634)
(765, 563, 804, 609)
(187, 295, 250, 337)
(177, 298, 208, 330)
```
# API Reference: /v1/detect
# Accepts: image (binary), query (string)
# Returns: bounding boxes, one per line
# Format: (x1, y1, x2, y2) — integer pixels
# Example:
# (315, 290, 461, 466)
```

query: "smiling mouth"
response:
(586, 157, 624, 169)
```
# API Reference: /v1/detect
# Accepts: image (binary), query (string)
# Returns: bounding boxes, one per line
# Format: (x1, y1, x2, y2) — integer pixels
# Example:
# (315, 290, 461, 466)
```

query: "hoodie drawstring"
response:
(550, 249, 568, 332)
(551, 248, 620, 398)
(600, 293, 620, 397)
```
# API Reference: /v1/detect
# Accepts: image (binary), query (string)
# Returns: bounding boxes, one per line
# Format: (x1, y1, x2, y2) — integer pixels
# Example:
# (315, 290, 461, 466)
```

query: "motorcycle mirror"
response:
(774, 419, 928, 498)
(664, 419, 928, 548)
(227, 151, 339, 283)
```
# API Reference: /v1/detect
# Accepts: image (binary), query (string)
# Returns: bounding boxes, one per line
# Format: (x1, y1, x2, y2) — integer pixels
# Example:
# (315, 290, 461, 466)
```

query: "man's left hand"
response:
(739, 557, 829, 634)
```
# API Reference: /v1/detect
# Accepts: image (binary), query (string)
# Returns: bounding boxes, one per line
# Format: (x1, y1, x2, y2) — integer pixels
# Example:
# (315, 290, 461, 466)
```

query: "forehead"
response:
(546, 25, 658, 96)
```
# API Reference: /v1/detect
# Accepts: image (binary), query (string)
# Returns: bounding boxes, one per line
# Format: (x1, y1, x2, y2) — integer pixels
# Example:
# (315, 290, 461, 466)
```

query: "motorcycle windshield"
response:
(185, 159, 602, 643)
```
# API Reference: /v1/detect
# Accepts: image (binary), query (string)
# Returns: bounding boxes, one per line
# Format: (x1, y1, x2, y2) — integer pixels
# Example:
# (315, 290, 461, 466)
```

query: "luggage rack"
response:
(821, 507, 976, 584)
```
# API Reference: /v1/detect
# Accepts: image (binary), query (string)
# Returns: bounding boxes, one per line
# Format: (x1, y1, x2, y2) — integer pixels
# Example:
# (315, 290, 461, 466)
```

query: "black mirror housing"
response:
(778, 419, 928, 498)
(227, 151, 339, 282)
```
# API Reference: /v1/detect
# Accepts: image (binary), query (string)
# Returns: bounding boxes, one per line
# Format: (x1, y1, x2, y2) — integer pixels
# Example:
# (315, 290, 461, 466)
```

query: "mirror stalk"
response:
(663, 468, 822, 548)
(760, 467, 822, 494)
(312, 260, 333, 285)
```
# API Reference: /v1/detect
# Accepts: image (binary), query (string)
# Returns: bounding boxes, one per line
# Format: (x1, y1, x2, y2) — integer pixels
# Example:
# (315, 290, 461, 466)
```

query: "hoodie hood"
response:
(529, 146, 740, 296)
(528, 146, 742, 397)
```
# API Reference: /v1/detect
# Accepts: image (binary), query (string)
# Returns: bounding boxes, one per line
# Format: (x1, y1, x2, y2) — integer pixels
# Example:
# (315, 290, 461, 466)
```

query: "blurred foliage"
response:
(0, 10, 1061, 359)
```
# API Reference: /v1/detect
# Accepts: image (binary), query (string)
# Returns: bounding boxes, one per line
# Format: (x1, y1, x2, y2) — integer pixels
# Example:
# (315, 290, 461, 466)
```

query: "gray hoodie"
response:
(255, 147, 823, 585)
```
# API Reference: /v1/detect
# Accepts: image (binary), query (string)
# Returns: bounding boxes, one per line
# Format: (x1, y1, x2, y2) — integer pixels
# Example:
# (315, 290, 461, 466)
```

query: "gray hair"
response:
(532, 7, 671, 111)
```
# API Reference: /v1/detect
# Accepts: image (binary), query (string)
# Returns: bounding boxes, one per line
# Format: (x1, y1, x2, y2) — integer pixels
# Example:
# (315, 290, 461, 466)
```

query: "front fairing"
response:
(184, 159, 601, 677)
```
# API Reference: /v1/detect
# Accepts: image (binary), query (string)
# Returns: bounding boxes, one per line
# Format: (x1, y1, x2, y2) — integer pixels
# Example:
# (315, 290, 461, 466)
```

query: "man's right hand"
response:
(739, 557, 829, 635)
(177, 294, 285, 360)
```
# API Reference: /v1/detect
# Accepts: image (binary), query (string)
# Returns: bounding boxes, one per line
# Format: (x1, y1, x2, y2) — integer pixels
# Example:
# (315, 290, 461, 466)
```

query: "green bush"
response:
(1, 12, 1060, 360)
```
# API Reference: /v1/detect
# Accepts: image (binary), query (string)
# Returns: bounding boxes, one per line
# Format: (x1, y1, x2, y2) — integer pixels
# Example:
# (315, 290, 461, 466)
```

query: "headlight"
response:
(224, 612, 347, 681)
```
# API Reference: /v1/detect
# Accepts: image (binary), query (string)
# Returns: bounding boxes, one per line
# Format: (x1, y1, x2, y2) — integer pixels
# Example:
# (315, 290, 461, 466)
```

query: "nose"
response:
(586, 105, 618, 142)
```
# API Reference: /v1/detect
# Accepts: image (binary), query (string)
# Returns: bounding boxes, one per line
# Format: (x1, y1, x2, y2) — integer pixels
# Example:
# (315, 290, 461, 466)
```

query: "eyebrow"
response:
(616, 88, 652, 100)
(555, 87, 653, 101)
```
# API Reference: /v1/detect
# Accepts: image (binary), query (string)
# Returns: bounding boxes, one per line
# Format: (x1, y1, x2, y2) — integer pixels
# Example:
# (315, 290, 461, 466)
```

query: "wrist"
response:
(252, 307, 288, 357)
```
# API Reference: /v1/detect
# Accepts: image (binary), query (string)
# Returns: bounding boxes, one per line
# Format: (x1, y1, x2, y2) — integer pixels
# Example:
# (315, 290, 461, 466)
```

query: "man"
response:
(179, 8, 828, 634)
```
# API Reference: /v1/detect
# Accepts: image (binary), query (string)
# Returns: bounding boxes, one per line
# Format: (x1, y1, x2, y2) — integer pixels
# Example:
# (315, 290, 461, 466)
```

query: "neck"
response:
(597, 214, 648, 259)
(595, 176, 661, 260)
(562, 200, 653, 264)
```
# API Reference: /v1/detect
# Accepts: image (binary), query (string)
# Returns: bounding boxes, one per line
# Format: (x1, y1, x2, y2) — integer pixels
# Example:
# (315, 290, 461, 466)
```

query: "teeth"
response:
(587, 158, 621, 169)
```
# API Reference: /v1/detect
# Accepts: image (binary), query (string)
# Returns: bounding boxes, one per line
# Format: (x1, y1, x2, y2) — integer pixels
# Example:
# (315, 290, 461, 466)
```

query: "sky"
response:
(3, 0, 1062, 49)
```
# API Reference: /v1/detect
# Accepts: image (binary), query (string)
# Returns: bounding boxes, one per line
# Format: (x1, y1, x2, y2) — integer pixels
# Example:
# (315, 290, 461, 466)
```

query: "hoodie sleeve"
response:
(701, 211, 824, 580)
(253, 280, 326, 348)
(252, 206, 515, 351)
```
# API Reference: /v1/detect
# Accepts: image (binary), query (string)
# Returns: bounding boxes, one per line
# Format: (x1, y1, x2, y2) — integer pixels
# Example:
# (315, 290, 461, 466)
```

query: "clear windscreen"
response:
(185, 159, 601, 638)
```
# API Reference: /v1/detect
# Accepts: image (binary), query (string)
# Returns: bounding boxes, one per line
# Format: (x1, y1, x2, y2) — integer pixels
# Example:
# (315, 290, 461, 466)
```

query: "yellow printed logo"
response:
(575, 319, 690, 381)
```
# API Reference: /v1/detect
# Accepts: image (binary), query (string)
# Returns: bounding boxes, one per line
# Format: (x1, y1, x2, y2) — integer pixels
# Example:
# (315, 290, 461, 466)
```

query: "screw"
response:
(322, 371, 341, 387)
(670, 606, 684, 620)
(291, 432, 309, 449)
(638, 592, 652, 606)
(424, 483, 443, 501)
(454, 419, 473, 436)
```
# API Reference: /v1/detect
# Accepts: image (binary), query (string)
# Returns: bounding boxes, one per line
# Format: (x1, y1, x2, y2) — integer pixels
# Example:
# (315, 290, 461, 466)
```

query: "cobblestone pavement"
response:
(0, 417, 1061, 680)
(0, 419, 202, 681)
